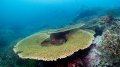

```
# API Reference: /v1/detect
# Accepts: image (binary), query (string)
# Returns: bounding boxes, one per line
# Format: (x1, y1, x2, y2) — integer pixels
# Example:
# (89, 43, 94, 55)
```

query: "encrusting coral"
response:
(13, 24, 94, 61)
(97, 25, 120, 66)
(82, 15, 120, 67)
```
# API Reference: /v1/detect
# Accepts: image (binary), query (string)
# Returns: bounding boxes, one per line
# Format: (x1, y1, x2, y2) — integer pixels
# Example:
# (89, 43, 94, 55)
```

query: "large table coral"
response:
(13, 24, 94, 61)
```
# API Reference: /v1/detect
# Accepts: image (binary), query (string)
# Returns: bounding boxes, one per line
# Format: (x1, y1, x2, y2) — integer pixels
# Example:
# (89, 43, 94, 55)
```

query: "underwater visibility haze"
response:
(0, 0, 120, 67)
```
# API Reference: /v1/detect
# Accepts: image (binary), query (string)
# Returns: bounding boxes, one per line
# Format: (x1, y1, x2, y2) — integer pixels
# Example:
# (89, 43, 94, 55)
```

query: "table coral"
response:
(13, 24, 94, 61)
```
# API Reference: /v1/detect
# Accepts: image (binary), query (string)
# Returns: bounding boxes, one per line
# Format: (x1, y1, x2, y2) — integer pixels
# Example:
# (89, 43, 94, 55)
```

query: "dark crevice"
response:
(94, 27, 103, 37)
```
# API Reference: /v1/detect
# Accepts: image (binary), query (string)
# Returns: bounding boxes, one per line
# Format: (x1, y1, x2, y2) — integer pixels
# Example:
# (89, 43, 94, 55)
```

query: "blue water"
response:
(0, 0, 120, 47)
(0, 0, 120, 67)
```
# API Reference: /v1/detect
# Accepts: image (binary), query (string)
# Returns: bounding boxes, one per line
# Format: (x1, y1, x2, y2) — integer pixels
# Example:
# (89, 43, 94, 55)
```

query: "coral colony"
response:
(12, 15, 120, 67)
(13, 24, 94, 61)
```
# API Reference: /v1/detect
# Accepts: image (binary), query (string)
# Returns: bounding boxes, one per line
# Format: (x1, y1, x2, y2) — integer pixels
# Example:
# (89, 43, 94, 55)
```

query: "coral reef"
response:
(97, 25, 120, 66)
(64, 13, 120, 67)
(0, 7, 120, 67)
(10, 14, 120, 67)
(82, 16, 120, 67)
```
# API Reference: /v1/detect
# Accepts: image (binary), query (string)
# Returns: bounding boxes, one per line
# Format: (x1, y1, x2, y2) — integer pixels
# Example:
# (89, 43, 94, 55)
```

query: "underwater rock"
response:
(86, 22, 120, 67)
(76, 15, 120, 67)
(97, 25, 120, 66)
(13, 24, 94, 61)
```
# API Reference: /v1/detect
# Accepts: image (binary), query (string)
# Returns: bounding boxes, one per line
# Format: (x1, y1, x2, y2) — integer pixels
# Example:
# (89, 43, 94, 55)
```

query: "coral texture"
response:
(97, 25, 120, 66)
(13, 28, 94, 61)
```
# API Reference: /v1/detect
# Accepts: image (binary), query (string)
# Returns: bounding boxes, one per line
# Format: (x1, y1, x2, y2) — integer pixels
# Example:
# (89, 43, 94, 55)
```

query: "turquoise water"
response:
(0, 0, 120, 47)
(0, 0, 120, 66)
